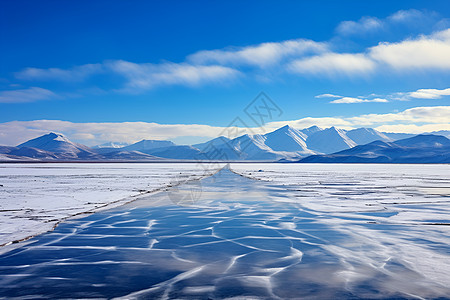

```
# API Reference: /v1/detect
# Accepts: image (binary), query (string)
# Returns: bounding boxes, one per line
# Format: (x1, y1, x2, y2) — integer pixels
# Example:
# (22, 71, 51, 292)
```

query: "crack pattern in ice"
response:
(0, 165, 449, 299)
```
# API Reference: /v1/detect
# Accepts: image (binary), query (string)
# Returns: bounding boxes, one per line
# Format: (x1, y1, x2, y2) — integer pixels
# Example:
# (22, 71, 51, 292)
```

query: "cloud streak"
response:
(318, 86, 450, 103)
(15, 64, 104, 81)
(369, 29, 450, 70)
(0, 87, 56, 103)
(187, 39, 328, 67)
(289, 53, 376, 76)
(0, 106, 448, 146)
(330, 97, 388, 104)
(335, 9, 438, 37)
(106, 60, 240, 92)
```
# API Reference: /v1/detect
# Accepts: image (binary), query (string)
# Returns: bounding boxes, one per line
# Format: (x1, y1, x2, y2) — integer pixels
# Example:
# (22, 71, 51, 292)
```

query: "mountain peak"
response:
(17, 132, 95, 158)
(264, 125, 309, 152)
(306, 126, 356, 154)
(279, 124, 293, 130)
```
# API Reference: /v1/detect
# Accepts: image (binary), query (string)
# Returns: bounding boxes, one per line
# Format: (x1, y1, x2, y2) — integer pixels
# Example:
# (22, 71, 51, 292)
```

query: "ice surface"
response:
(0, 163, 220, 247)
(0, 164, 449, 298)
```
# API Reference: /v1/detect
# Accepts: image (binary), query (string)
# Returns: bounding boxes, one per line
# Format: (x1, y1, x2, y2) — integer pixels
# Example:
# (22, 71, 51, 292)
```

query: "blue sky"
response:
(1, 0, 450, 145)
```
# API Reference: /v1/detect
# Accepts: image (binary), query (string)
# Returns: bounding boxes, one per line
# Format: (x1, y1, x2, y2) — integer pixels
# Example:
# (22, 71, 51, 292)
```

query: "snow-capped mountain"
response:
(198, 127, 315, 161)
(17, 132, 99, 159)
(305, 127, 357, 154)
(346, 128, 392, 145)
(123, 139, 175, 151)
(9, 133, 159, 161)
(300, 134, 450, 163)
(300, 125, 322, 137)
(228, 134, 279, 160)
(264, 125, 309, 152)
(193, 136, 231, 151)
(3, 126, 449, 163)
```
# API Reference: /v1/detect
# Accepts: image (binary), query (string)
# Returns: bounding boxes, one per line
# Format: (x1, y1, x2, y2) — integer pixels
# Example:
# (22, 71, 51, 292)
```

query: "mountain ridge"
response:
(2, 127, 449, 163)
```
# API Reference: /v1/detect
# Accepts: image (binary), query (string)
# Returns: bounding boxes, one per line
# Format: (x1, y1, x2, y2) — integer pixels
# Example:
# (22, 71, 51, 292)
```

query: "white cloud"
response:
(336, 16, 383, 36)
(0, 87, 56, 103)
(375, 123, 450, 133)
(408, 87, 450, 99)
(16, 64, 103, 81)
(319, 86, 450, 103)
(388, 9, 425, 23)
(188, 39, 328, 67)
(336, 9, 437, 37)
(331, 97, 388, 104)
(348, 106, 450, 125)
(369, 28, 450, 70)
(289, 53, 376, 76)
(315, 93, 342, 98)
(106, 60, 240, 91)
(289, 28, 450, 76)
(14, 60, 240, 92)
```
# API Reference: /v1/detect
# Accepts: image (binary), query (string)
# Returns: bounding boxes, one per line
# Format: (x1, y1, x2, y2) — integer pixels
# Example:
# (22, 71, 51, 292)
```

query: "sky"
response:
(1, 0, 450, 146)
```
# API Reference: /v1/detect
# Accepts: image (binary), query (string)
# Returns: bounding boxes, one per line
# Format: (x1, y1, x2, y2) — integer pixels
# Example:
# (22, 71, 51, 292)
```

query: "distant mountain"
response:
(3, 127, 450, 163)
(346, 128, 392, 145)
(306, 127, 357, 154)
(123, 139, 176, 152)
(428, 130, 450, 139)
(7, 133, 160, 161)
(300, 125, 322, 137)
(382, 132, 415, 141)
(394, 134, 450, 148)
(101, 150, 163, 160)
(193, 136, 231, 152)
(197, 134, 279, 161)
(144, 145, 202, 160)
(17, 132, 100, 159)
(0, 146, 16, 155)
(93, 142, 130, 149)
(299, 134, 450, 163)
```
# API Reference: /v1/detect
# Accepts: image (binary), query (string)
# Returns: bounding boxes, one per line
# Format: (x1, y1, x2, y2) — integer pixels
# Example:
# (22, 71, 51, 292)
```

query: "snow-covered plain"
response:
(230, 163, 450, 219)
(0, 163, 220, 248)
(0, 163, 449, 298)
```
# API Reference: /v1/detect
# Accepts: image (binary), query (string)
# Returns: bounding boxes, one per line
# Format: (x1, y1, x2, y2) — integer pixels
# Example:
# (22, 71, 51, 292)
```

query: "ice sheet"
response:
(0, 165, 449, 298)
(0, 163, 221, 247)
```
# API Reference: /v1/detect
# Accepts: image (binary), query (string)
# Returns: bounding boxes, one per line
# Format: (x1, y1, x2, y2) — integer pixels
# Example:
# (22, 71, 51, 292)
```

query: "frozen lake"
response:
(0, 163, 449, 298)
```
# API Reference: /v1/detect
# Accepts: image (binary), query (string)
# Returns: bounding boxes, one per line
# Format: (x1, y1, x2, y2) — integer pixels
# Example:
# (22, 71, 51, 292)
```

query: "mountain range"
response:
(299, 134, 450, 163)
(0, 126, 449, 163)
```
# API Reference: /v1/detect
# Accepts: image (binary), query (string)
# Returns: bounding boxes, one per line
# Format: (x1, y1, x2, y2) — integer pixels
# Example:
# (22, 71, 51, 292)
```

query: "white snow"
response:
(0, 163, 221, 247)
(306, 126, 357, 153)
(230, 163, 450, 218)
